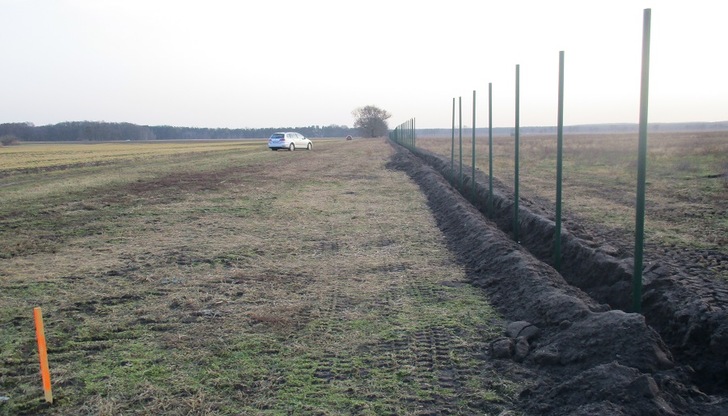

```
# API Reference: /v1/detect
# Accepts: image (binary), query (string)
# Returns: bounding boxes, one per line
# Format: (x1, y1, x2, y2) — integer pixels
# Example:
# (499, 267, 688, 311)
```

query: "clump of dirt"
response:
(388, 143, 728, 415)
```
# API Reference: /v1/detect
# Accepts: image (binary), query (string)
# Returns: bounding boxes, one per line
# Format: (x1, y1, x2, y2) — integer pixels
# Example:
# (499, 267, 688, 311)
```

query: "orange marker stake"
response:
(33, 307, 53, 404)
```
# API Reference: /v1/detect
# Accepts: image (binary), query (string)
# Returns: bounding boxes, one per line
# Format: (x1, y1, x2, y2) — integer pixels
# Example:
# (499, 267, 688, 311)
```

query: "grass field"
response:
(417, 131, 728, 262)
(2, 132, 725, 414)
(0, 140, 518, 415)
(0, 141, 265, 173)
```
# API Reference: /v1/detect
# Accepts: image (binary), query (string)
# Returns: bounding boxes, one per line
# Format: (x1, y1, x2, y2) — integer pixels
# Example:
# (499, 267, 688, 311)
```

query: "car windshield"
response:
(271, 134, 284, 139)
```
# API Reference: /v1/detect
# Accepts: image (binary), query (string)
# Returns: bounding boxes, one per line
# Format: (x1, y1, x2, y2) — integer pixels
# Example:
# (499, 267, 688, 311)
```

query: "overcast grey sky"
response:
(1, 0, 726, 129)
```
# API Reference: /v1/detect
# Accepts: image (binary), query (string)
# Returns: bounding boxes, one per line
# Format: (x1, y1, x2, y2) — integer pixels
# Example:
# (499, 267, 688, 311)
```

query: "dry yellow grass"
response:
(0, 139, 516, 415)
(418, 131, 728, 258)
(0, 141, 265, 172)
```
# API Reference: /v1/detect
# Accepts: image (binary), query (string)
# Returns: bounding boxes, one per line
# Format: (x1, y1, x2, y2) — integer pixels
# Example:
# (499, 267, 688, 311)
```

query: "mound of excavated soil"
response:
(387, 143, 728, 415)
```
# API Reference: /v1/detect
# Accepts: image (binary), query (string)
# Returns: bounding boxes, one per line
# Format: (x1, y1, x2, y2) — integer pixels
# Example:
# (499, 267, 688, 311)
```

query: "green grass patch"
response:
(0, 139, 519, 415)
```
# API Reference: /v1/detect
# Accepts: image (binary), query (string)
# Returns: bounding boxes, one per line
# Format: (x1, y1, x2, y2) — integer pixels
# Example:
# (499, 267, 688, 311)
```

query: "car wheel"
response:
(289, 143, 295, 151)
(306, 142, 312, 150)
(271, 148, 278, 151)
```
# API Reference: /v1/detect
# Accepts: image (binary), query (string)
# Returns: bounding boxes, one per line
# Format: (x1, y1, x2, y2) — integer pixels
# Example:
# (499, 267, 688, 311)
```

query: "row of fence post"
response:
(389, 118, 416, 150)
(391, 9, 651, 313)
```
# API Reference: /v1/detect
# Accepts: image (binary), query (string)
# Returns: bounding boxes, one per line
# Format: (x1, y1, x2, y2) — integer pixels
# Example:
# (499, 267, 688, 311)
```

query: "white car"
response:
(267, 132, 312, 151)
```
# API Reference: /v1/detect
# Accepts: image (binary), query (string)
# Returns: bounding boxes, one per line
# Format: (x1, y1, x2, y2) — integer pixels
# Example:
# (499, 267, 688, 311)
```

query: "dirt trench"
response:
(387, 142, 728, 415)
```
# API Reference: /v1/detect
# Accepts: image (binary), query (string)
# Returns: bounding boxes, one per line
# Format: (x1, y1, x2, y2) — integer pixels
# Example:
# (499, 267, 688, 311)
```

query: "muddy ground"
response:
(387, 142, 728, 415)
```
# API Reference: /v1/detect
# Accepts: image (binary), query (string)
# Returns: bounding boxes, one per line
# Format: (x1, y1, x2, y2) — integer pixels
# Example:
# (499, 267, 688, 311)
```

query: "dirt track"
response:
(388, 142, 728, 415)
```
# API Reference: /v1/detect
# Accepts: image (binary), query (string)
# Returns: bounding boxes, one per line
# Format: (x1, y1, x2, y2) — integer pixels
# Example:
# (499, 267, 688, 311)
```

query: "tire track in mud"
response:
(387, 143, 728, 415)
(356, 282, 511, 415)
(298, 241, 514, 414)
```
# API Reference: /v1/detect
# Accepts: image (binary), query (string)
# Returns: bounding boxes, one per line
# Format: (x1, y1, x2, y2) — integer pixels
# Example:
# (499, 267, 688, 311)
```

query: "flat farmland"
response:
(0, 141, 265, 173)
(417, 131, 728, 280)
(3, 134, 727, 415)
(0, 140, 517, 415)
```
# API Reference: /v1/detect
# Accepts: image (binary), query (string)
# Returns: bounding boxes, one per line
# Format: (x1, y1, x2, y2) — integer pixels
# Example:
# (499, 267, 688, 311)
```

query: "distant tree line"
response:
(0, 121, 358, 142)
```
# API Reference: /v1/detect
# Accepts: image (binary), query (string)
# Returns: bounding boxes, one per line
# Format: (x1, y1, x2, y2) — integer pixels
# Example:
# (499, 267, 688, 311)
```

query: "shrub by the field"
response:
(1, 134, 19, 146)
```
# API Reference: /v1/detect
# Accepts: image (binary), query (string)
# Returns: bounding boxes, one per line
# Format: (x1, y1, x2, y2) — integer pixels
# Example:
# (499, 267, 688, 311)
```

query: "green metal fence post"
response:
(413, 118, 416, 149)
(412, 118, 415, 149)
(459, 96, 463, 191)
(402, 121, 405, 147)
(472, 90, 477, 202)
(488, 82, 493, 218)
(514, 64, 520, 242)
(451, 98, 456, 183)
(406, 119, 409, 149)
(634, 8, 651, 314)
(554, 51, 565, 271)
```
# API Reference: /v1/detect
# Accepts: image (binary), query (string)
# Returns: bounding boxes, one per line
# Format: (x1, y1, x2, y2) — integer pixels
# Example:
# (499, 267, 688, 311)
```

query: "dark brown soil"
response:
(387, 142, 728, 415)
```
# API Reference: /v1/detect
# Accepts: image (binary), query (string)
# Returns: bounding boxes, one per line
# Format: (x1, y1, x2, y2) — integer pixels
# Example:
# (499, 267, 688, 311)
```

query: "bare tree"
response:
(352, 105, 391, 138)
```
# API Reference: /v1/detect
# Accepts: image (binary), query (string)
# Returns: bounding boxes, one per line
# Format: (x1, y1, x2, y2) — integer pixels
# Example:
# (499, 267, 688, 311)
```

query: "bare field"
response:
(3, 134, 726, 415)
(0, 141, 267, 174)
(0, 140, 518, 415)
(417, 131, 728, 279)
